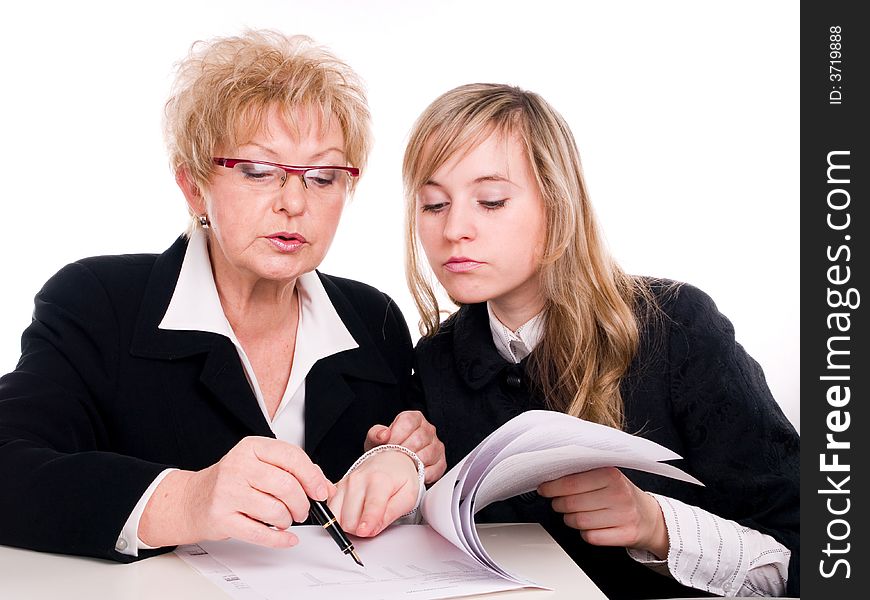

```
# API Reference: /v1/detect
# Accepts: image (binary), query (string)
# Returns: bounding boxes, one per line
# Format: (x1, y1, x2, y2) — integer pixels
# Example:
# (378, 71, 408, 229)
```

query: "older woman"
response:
(0, 30, 443, 562)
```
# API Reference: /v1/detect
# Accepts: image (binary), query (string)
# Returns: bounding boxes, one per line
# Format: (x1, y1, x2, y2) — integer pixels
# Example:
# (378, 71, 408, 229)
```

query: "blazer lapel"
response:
(303, 273, 399, 454)
(129, 235, 271, 437)
(198, 337, 272, 436)
(303, 357, 356, 453)
(452, 303, 510, 390)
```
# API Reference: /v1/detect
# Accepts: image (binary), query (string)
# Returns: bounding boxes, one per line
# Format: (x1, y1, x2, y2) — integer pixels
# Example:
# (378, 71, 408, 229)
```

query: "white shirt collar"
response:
(486, 302, 545, 364)
(158, 227, 358, 428)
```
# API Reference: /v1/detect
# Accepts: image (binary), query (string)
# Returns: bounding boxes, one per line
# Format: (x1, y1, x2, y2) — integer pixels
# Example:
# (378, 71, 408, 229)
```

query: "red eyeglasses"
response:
(213, 158, 360, 197)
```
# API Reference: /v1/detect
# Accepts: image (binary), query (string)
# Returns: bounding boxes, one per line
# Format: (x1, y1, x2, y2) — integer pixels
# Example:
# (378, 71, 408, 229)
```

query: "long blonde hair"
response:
(403, 83, 654, 430)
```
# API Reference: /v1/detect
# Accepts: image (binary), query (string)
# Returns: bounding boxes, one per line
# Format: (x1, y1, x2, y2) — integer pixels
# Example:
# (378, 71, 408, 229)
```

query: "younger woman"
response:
(401, 84, 799, 599)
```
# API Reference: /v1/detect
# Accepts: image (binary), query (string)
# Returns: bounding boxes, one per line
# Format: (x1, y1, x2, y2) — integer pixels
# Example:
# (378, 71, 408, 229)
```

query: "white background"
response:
(0, 1, 799, 430)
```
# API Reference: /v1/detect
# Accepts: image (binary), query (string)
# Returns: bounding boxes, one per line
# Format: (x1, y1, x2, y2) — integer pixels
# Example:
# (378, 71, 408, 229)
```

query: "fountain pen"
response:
(308, 498, 364, 567)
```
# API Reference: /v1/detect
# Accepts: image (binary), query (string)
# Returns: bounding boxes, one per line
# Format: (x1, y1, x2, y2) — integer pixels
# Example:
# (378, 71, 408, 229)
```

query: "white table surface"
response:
(1, 523, 608, 600)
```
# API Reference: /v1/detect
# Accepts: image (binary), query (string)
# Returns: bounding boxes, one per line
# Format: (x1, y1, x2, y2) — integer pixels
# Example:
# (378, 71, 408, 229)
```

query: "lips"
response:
(268, 232, 306, 243)
(265, 232, 307, 252)
(444, 256, 484, 273)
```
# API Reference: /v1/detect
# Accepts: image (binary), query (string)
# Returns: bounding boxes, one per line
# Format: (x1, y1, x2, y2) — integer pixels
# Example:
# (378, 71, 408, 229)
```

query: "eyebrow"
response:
(424, 174, 514, 187)
(240, 143, 347, 164)
(473, 174, 512, 184)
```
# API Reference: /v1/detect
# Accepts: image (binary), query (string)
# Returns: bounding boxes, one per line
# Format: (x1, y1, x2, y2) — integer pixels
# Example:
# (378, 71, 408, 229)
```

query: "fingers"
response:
(538, 467, 661, 551)
(550, 486, 607, 514)
(250, 438, 332, 501)
(337, 469, 395, 535)
(416, 439, 447, 483)
(336, 472, 367, 533)
(334, 450, 420, 537)
(376, 411, 446, 484)
(339, 471, 416, 537)
(567, 512, 649, 549)
(245, 438, 335, 524)
(355, 473, 394, 536)
(327, 485, 346, 522)
(364, 424, 391, 451)
(182, 437, 338, 548)
(236, 486, 295, 530)
(245, 462, 312, 524)
(227, 512, 300, 548)
(537, 467, 620, 498)
(383, 410, 426, 445)
(392, 421, 431, 450)
(562, 505, 628, 531)
(380, 486, 417, 527)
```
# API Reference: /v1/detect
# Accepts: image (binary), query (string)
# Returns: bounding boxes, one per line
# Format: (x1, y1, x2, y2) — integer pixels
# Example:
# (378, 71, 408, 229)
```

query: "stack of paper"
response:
(420, 409, 702, 583)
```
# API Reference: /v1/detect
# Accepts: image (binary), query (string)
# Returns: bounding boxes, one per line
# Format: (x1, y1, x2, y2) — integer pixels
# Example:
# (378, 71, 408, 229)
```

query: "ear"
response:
(176, 166, 206, 216)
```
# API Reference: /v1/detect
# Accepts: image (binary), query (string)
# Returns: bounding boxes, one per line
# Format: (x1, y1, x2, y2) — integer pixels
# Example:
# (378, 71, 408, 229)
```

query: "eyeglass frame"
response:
(212, 157, 360, 190)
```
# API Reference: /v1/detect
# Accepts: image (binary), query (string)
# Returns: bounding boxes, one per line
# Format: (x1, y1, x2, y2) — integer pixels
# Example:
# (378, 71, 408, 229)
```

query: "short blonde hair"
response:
(164, 30, 371, 226)
(404, 83, 654, 429)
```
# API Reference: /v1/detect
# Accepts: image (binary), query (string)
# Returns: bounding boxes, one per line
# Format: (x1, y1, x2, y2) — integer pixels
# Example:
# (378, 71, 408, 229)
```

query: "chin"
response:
(442, 285, 495, 306)
(256, 255, 318, 281)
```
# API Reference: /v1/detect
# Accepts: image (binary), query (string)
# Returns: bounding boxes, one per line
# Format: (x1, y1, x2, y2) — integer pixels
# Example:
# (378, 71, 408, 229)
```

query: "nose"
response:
(442, 201, 475, 243)
(273, 175, 307, 216)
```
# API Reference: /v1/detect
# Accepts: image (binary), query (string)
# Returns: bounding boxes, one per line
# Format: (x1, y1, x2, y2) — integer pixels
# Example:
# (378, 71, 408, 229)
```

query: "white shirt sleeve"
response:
(626, 493, 790, 596)
(344, 444, 426, 524)
(114, 468, 177, 557)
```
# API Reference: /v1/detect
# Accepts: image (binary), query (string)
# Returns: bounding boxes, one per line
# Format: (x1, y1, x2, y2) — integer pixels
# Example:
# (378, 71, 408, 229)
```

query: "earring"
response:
(198, 214, 210, 229)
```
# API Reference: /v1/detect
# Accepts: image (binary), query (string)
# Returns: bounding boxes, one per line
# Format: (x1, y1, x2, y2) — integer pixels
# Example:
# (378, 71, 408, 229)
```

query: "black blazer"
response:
(0, 236, 415, 562)
(414, 281, 800, 599)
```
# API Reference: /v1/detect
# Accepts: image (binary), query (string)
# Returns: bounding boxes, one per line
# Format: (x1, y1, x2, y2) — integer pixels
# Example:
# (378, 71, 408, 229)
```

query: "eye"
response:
(478, 199, 507, 210)
(236, 162, 281, 183)
(418, 188, 450, 214)
(304, 168, 342, 188)
(420, 202, 448, 213)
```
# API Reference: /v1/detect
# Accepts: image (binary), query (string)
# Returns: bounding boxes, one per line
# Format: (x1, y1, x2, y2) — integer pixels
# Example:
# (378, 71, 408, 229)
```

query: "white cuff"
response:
(626, 547, 673, 578)
(115, 468, 177, 557)
(633, 492, 790, 596)
(345, 444, 426, 518)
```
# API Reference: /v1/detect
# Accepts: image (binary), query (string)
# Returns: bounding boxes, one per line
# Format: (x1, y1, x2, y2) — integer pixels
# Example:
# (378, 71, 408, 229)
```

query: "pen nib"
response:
(350, 548, 365, 568)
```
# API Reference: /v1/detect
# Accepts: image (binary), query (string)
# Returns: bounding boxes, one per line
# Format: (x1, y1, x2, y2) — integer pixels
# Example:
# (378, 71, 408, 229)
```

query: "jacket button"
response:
(505, 373, 522, 388)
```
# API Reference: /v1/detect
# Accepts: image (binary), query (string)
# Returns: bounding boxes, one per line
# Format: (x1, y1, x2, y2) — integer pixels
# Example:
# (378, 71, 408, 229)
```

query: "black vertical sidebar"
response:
(801, 3, 868, 598)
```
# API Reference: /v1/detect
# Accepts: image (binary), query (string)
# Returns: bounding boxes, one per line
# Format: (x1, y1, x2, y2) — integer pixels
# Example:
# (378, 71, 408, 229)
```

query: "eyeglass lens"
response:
(231, 162, 350, 197)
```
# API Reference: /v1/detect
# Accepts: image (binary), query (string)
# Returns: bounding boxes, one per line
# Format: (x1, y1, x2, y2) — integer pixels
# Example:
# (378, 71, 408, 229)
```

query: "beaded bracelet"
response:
(344, 444, 426, 517)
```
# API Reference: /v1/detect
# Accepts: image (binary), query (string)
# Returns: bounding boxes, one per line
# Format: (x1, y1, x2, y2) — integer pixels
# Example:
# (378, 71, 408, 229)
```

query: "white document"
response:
(176, 409, 701, 599)
(421, 409, 703, 582)
(177, 525, 535, 600)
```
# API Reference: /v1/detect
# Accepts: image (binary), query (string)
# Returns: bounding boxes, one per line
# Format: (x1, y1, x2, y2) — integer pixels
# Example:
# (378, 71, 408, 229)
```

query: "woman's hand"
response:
(328, 450, 420, 538)
(364, 410, 446, 483)
(537, 467, 669, 559)
(139, 436, 334, 549)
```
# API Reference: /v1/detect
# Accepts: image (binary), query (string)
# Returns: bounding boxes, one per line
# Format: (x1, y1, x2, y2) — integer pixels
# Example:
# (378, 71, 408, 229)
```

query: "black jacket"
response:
(0, 236, 415, 562)
(414, 282, 800, 599)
